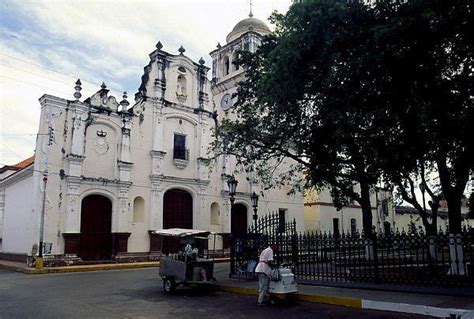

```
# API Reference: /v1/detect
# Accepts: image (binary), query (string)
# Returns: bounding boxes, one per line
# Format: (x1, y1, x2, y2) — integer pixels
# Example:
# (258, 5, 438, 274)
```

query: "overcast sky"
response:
(0, 0, 291, 166)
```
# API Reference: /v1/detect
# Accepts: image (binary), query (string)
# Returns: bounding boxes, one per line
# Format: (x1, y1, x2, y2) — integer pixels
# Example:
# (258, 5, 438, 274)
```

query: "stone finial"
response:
(178, 45, 186, 55)
(74, 79, 82, 101)
(199, 57, 205, 65)
(156, 41, 163, 50)
(120, 91, 130, 108)
(101, 82, 107, 89)
(217, 42, 221, 49)
(249, 0, 253, 17)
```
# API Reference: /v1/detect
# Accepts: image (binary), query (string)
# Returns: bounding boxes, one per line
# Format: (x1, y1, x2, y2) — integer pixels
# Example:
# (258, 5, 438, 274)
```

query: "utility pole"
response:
(36, 107, 52, 270)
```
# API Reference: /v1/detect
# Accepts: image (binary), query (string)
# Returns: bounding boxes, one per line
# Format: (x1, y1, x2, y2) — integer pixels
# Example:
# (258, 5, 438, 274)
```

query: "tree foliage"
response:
(372, 0, 473, 233)
(217, 0, 473, 235)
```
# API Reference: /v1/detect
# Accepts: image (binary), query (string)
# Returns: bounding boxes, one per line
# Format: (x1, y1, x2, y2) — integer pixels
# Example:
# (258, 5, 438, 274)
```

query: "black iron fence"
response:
(230, 214, 474, 288)
(230, 212, 297, 279)
(294, 228, 473, 287)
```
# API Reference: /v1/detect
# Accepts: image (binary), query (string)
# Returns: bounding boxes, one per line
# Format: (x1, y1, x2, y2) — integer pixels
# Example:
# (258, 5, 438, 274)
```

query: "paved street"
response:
(0, 268, 434, 319)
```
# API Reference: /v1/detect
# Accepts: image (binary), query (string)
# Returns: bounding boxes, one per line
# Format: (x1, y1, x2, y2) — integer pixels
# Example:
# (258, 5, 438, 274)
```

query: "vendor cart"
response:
(153, 228, 217, 293)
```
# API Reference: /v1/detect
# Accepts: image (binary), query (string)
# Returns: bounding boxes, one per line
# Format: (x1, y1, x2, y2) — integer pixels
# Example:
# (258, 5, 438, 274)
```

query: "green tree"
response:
(217, 0, 473, 236)
(219, 0, 382, 236)
(372, 1, 473, 234)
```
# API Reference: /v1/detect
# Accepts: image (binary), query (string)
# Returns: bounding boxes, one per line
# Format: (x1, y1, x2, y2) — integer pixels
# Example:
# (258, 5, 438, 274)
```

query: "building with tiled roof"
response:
(0, 156, 34, 179)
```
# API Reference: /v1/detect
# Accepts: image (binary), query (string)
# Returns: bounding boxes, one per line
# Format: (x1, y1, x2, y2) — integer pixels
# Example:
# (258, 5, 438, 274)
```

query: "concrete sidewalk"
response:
(1, 260, 473, 318)
(214, 268, 474, 319)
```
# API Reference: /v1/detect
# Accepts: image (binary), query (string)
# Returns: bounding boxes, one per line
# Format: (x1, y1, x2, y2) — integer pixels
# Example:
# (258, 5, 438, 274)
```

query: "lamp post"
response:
(227, 175, 238, 206)
(251, 191, 259, 231)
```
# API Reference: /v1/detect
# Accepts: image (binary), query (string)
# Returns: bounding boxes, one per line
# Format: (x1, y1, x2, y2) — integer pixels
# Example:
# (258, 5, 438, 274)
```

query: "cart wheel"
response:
(269, 295, 276, 305)
(163, 277, 176, 293)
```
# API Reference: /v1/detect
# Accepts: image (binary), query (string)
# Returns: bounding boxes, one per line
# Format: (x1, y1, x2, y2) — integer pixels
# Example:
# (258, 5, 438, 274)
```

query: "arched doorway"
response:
(231, 203, 248, 235)
(162, 189, 193, 253)
(80, 195, 112, 260)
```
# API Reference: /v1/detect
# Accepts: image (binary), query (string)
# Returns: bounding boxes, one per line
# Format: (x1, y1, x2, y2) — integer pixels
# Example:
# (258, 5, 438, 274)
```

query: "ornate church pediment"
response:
(86, 83, 120, 112)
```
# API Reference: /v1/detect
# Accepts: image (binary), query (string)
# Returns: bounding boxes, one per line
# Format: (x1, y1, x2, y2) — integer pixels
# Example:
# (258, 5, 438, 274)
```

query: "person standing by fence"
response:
(254, 244, 278, 305)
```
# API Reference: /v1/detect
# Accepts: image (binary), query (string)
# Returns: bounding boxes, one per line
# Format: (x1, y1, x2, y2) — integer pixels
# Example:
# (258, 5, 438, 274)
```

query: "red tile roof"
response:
(0, 155, 35, 173)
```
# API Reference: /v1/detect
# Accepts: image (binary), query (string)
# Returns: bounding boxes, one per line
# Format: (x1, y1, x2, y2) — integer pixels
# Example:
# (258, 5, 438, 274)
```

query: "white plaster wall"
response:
(162, 114, 198, 176)
(2, 175, 35, 254)
(318, 205, 376, 234)
(83, 122, 119, 179)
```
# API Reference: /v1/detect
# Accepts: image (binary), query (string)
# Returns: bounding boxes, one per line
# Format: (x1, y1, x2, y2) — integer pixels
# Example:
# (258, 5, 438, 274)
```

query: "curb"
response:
(215, 285, 361, 308)
(0, 258, 229, 275)
(215, 285, 474, 319)
(0, 262, 160, 274)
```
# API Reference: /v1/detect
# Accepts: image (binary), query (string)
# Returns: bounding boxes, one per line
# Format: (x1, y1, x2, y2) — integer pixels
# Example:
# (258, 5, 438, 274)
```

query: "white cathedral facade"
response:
(0, 15, 304, 264)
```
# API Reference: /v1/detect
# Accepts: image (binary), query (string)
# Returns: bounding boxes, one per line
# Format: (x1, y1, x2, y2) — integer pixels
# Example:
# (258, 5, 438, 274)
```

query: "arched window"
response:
(232, 52, 239, 71)
(223, 56, 230, 76)
(211, 202, 220, 225)
(133, 196, 145, 223)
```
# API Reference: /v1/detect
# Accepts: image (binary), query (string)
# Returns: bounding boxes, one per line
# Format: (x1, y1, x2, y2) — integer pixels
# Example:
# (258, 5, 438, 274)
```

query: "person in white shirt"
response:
(254, 244, 278, 305)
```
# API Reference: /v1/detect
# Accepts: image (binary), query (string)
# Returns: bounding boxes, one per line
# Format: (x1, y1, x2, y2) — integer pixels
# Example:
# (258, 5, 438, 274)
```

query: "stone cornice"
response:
(79, 175, 132, 187)
(117, 161, 134, 168)
(39, 94, 69, 109)
(67, 154, 85, 162)
(150, 150, 167, 156)
(150, 174, 210, 186)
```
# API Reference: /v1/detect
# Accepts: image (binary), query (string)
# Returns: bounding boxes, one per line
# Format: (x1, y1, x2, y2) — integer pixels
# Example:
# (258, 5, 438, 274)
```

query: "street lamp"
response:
(227, 175, 238, 206)
(251, 191, 259, 230)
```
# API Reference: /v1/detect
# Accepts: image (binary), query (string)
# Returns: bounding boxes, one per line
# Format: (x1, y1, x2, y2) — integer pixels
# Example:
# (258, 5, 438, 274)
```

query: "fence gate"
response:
(229, 212, 297, 279)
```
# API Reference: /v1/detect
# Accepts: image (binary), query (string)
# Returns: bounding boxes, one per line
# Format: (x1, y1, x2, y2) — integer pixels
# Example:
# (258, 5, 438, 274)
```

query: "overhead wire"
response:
(0, 52, 128, 94)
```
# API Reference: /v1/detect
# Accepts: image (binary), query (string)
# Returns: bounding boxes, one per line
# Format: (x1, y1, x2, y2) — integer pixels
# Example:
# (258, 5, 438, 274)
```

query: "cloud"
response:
(0, 0, 291, 165)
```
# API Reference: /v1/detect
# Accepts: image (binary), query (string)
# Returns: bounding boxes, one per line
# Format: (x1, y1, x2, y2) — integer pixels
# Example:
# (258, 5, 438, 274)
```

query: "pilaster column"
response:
(70, 109, 87, 156)
(149, 182, 163, 230)
(67, 154, 84, 177)
(198, 116, 209, 159)
(65, 176, 81, 233)
(150, 150, 166, 176)
(197, 158, 210, 182)
(152, 107, 164, 152)
(197, 186, 207, 229)
(154, 53, 166, 101)
(118, 162, 133, 182)
(115, 184, 131, 233)
(119, 117, 132, 163)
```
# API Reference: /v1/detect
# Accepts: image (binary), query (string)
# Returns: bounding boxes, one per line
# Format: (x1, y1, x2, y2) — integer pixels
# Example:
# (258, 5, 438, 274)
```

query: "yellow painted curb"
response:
(0, 262, 160, 275)
(40, 262, 160, 274)
(296, 293, 362, 308)
(216, 285, 362, 309)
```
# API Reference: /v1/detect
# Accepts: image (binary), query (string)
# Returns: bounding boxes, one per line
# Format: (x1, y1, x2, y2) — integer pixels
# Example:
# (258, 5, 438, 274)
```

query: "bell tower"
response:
(210, 14, 270, 116)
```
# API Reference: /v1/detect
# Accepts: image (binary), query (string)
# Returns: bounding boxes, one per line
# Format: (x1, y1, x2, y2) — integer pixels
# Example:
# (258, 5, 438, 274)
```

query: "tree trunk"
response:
(446, 192, 462, 234)
(437, 155, 465, 234)
(426, 201, 438, 236)
(360, 181, 374, 238)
